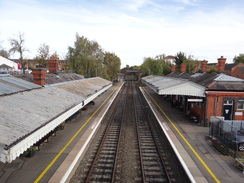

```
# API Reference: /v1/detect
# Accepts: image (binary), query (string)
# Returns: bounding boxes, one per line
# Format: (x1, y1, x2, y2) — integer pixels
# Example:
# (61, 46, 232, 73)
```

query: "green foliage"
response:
(174, 52, 187, 71)
(140, 54, 172, 76)
(233, 54, 244, 63)
(184, 59, 200, 73)
(67, 34, 104, 78)
(174, 52, 201, 73)
(130, 65, 140, 70)
(103, 52, 121, 80)
(67, 34, 121, 80)
(207, 66, 217, 74)
(0, 48, 10, 58)
(0, 41, 10, 58)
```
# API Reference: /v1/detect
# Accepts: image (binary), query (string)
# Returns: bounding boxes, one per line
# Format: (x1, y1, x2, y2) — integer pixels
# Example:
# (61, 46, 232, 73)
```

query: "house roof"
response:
(167, 72, 244, 90)
(239, 66, 244, 73)
(165, 55, 175, 59)
(14, 72, 84, 85)
(0, 74, 41, 96)
(0, 56, 18, 69)
(0, 76, 112, 163)
(224, 63, 238, 70)
(0, 64, 12, 69)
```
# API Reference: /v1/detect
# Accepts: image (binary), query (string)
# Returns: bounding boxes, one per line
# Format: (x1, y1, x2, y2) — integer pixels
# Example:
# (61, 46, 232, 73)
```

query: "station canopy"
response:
(0, 76, 112, 163)
(142, 75, 206, 97)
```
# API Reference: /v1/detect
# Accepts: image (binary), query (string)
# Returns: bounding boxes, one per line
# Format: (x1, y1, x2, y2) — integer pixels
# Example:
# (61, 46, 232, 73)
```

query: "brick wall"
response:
(232, 66, 244, 79)
(206, 91, 244, 122)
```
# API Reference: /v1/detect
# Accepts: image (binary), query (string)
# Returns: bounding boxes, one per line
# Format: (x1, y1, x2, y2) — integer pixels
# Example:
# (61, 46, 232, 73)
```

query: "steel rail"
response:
(84, 82, 129, 182)
(136, 85, 173, 182)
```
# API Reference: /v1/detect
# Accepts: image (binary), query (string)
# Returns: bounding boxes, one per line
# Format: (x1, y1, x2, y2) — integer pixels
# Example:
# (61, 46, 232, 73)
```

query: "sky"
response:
(0, 0, 244, 68)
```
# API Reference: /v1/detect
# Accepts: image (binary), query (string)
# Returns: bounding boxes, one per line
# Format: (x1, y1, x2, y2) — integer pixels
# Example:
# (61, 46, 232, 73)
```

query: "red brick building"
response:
(142, 56, 244, 126)
(224, 62, 244, 79)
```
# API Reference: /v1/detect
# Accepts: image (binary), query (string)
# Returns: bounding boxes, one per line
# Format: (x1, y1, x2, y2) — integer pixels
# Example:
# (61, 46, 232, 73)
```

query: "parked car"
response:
(224, 130, 244, 151)
(25, 69, 32, 74)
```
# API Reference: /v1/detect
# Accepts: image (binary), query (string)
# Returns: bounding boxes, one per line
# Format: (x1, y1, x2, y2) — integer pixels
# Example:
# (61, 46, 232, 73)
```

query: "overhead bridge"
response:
(120, 69, 142, 81)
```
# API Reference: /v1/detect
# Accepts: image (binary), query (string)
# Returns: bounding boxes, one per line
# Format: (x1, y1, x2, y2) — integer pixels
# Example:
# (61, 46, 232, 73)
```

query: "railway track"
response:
(71, 81, 191, 183)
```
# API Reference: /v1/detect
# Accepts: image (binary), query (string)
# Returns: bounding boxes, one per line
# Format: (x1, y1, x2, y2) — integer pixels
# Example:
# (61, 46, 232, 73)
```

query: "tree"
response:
(0, 48, 10, 58)
(103, 52, 121, 80)
(233, 54, 244, 63)
(67, 34, 104, 78)
(0, 39, 10, 58)
(140, 57, 162, 76)
(174, 52, 187, 72)
(9, 32, 28, 73)
(184, 57, 201, 73)
(154, 54, 171, 75)
(207, 66, 217, 74)
(34, 43, 50, 67)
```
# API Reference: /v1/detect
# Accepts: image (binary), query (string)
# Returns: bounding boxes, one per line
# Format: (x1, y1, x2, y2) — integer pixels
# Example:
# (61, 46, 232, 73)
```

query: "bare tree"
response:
(34, 43, 50, 67)
(0, 39, 10, 58)
(9, 32, 28, 74)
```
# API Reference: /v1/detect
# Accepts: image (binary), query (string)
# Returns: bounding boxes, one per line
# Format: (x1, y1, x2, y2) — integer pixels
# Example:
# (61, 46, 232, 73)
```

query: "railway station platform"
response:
(1, 82, 244, 183)
(143, 87, 244, 183)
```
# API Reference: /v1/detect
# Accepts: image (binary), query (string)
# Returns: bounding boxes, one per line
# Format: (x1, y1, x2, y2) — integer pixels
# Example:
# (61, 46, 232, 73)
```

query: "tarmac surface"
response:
(0, 82, 244, 183)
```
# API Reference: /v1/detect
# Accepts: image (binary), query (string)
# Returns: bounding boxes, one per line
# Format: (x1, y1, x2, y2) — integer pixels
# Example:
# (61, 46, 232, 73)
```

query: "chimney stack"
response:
(32, 69, 46, 86)
(201, 60, 208, 72)
(217, 56, 226, 73)
(48, 56, 59, 73)
(180, 63, 187, 72)
(171, 65, 176, 72)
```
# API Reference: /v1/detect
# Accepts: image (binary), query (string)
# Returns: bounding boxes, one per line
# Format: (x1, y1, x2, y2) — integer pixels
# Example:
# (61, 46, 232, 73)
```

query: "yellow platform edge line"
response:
(143, 87, 220, 183)
(34, 84, 120, 183)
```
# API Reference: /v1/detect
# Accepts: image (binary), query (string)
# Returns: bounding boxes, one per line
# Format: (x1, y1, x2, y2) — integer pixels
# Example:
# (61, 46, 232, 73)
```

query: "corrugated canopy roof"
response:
(142, 75, 205, 97)
(142, 73, 244, 97)
(14, 72, 85, 85)
(0, 77, 112, 163)
(0, 74, 41, 95)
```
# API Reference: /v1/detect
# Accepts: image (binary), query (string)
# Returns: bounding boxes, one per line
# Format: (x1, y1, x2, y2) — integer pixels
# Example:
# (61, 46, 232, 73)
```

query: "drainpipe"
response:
(214, 96, 218, 116)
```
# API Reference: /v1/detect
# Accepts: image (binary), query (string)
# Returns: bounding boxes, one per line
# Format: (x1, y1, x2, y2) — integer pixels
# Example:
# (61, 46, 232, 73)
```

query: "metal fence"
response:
(209, 116, 244, 153)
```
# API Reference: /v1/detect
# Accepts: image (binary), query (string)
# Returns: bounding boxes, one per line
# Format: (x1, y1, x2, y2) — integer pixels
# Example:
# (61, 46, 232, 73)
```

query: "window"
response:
(224, 100, 233, 105)
(237, 100, 244, 110)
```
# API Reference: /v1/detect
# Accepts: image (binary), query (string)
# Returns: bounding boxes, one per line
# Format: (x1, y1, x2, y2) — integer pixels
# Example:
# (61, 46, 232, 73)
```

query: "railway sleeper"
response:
(100, 150, 116, 154)
(145, 177, 167, 182)
(139, 138, 154, 142)
(99, 154, 115, 158)
(89, 175, 111, 182)
(141, 149, 157, 153)
(103, 142, 117, 146)
(97, 160, 114, 164)
(141, 143, 155, 146)
(143, 156, 160, 161)
(145, 171, 166, 176)
(143, 162, 161, 166)
(143, 166, 162, 171)
(93, 168, 113, 174)
(102, 147, 117, 150)
(96, 164, 114, 169)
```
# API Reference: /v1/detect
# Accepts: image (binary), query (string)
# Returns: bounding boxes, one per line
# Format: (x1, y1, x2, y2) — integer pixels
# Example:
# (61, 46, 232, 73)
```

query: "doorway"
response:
(223, 100, 233, 120)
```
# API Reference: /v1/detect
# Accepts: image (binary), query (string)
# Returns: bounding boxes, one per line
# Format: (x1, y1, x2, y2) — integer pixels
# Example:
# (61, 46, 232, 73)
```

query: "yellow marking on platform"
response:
(34, 84, 120, 183)
(143, 88, 220, 183)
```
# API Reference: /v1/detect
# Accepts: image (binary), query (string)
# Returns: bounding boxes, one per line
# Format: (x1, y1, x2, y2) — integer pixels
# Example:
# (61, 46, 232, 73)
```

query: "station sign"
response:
(187, 99, 203, 102)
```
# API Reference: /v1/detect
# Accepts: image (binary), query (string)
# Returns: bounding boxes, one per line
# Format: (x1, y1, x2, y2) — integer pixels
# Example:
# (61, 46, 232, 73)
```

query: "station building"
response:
(142, 56, 244, 126)
(0, 57, 112, 163)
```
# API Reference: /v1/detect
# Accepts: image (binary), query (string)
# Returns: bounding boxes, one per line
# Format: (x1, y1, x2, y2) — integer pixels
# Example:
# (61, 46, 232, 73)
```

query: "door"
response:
(223, 105, 233, 120)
